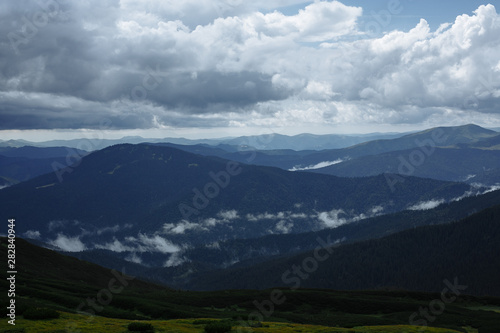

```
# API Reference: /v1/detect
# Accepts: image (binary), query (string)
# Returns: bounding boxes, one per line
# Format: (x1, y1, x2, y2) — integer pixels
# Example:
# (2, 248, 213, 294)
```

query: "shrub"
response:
(127, 322, 154, 332)
(23, 308, 60, 320)
(204, 320, 233, 333)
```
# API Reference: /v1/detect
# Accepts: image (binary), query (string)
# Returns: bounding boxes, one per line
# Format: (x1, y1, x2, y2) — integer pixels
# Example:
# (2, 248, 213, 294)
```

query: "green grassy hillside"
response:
(1, 238, 499, 332)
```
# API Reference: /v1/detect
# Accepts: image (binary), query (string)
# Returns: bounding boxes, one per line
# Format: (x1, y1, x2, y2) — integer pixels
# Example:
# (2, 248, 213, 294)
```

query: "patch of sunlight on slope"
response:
(0, 311, 466, 333)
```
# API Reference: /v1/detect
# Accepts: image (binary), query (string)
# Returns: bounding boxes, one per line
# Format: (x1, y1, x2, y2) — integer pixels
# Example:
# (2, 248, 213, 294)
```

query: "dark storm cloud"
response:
(145, 71, 291, 110)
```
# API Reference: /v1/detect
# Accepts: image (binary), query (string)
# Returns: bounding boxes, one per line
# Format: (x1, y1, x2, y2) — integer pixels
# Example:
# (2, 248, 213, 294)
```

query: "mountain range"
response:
(0, 131, 407, 151)
(155, 124, 500, 185)
(1, 123, 500, 331)
(186, 200, 500, 295)
(0, 124, 499, 297)
(0, 143, 473, 249)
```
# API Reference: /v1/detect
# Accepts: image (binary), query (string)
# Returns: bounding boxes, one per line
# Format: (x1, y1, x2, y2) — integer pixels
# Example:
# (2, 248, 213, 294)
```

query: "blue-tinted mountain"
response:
(0, 132, 408, 151)
(0, 143, 473, 254)
(68, 189, 500, 287)
(0, 146, 88, 184)
(186, 201, 500, 297)
(155, 124, 500, 172)
(310, 147, 500, 184)
(0, 146, 87, 159)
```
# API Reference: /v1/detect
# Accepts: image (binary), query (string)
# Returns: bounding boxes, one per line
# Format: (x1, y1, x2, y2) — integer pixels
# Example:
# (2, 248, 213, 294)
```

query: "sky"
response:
(1, 0, 500, 141)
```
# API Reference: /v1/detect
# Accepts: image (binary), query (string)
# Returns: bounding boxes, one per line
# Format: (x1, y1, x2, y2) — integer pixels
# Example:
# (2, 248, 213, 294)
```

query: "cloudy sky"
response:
(1, 0, 499, 140)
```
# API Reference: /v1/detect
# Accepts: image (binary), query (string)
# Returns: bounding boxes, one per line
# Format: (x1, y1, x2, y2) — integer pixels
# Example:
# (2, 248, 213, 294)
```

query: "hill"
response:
(186, 202, 500, 297)
(1, 238, 499, 332)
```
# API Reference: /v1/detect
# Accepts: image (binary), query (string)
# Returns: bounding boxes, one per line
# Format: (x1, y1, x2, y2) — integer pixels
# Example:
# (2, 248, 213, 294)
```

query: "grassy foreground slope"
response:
(0, 314, 469, 333)
(1, 238, 499, 332)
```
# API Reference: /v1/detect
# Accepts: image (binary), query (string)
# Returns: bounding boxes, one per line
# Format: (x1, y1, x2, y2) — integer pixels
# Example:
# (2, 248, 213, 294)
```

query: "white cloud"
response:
(315, 205, 386, 229)
(409, 199, 445, 211)
(1, 2, 500, 134)
(217, 209, 239, 220)
(289, 159, 345, 171)
(247, 1, 362, 42)
(162, 220, 205, 234)
(484, 184, 500, 194)
(94, 234, 182, 254)
(246, 211, 308, 222)
(275, 220, 294, 234)
(164, 252, 189, 267)
(161, 210, 240, 234)
(317, 209, 348, 228)
(451, 183, 499, 202)
(370, 205, 384, 215)
(49, 234, 87, 252)
(23, 230, 41, 239)
(136, 234, 181, 253)
(95, 238, 134, 253)
(125, 252, 143, 265)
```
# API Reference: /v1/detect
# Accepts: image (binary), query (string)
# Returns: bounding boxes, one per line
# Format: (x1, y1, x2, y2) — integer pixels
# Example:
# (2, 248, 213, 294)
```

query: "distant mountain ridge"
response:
(0, 131, 408, 151)
(0, 146, 88, 185)
(1, 124, 498, 186)
(156, 124, 500, 172)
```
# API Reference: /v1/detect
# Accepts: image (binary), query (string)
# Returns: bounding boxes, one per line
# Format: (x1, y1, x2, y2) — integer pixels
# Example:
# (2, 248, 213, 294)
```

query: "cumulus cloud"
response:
(23, 230, 41, 239)
(2, 1, 499, 133)
(0, 0, 500, 134)
(49, 234, 87, 252)
(317, 209, 348, 228)
(247, 1, 361, 42)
